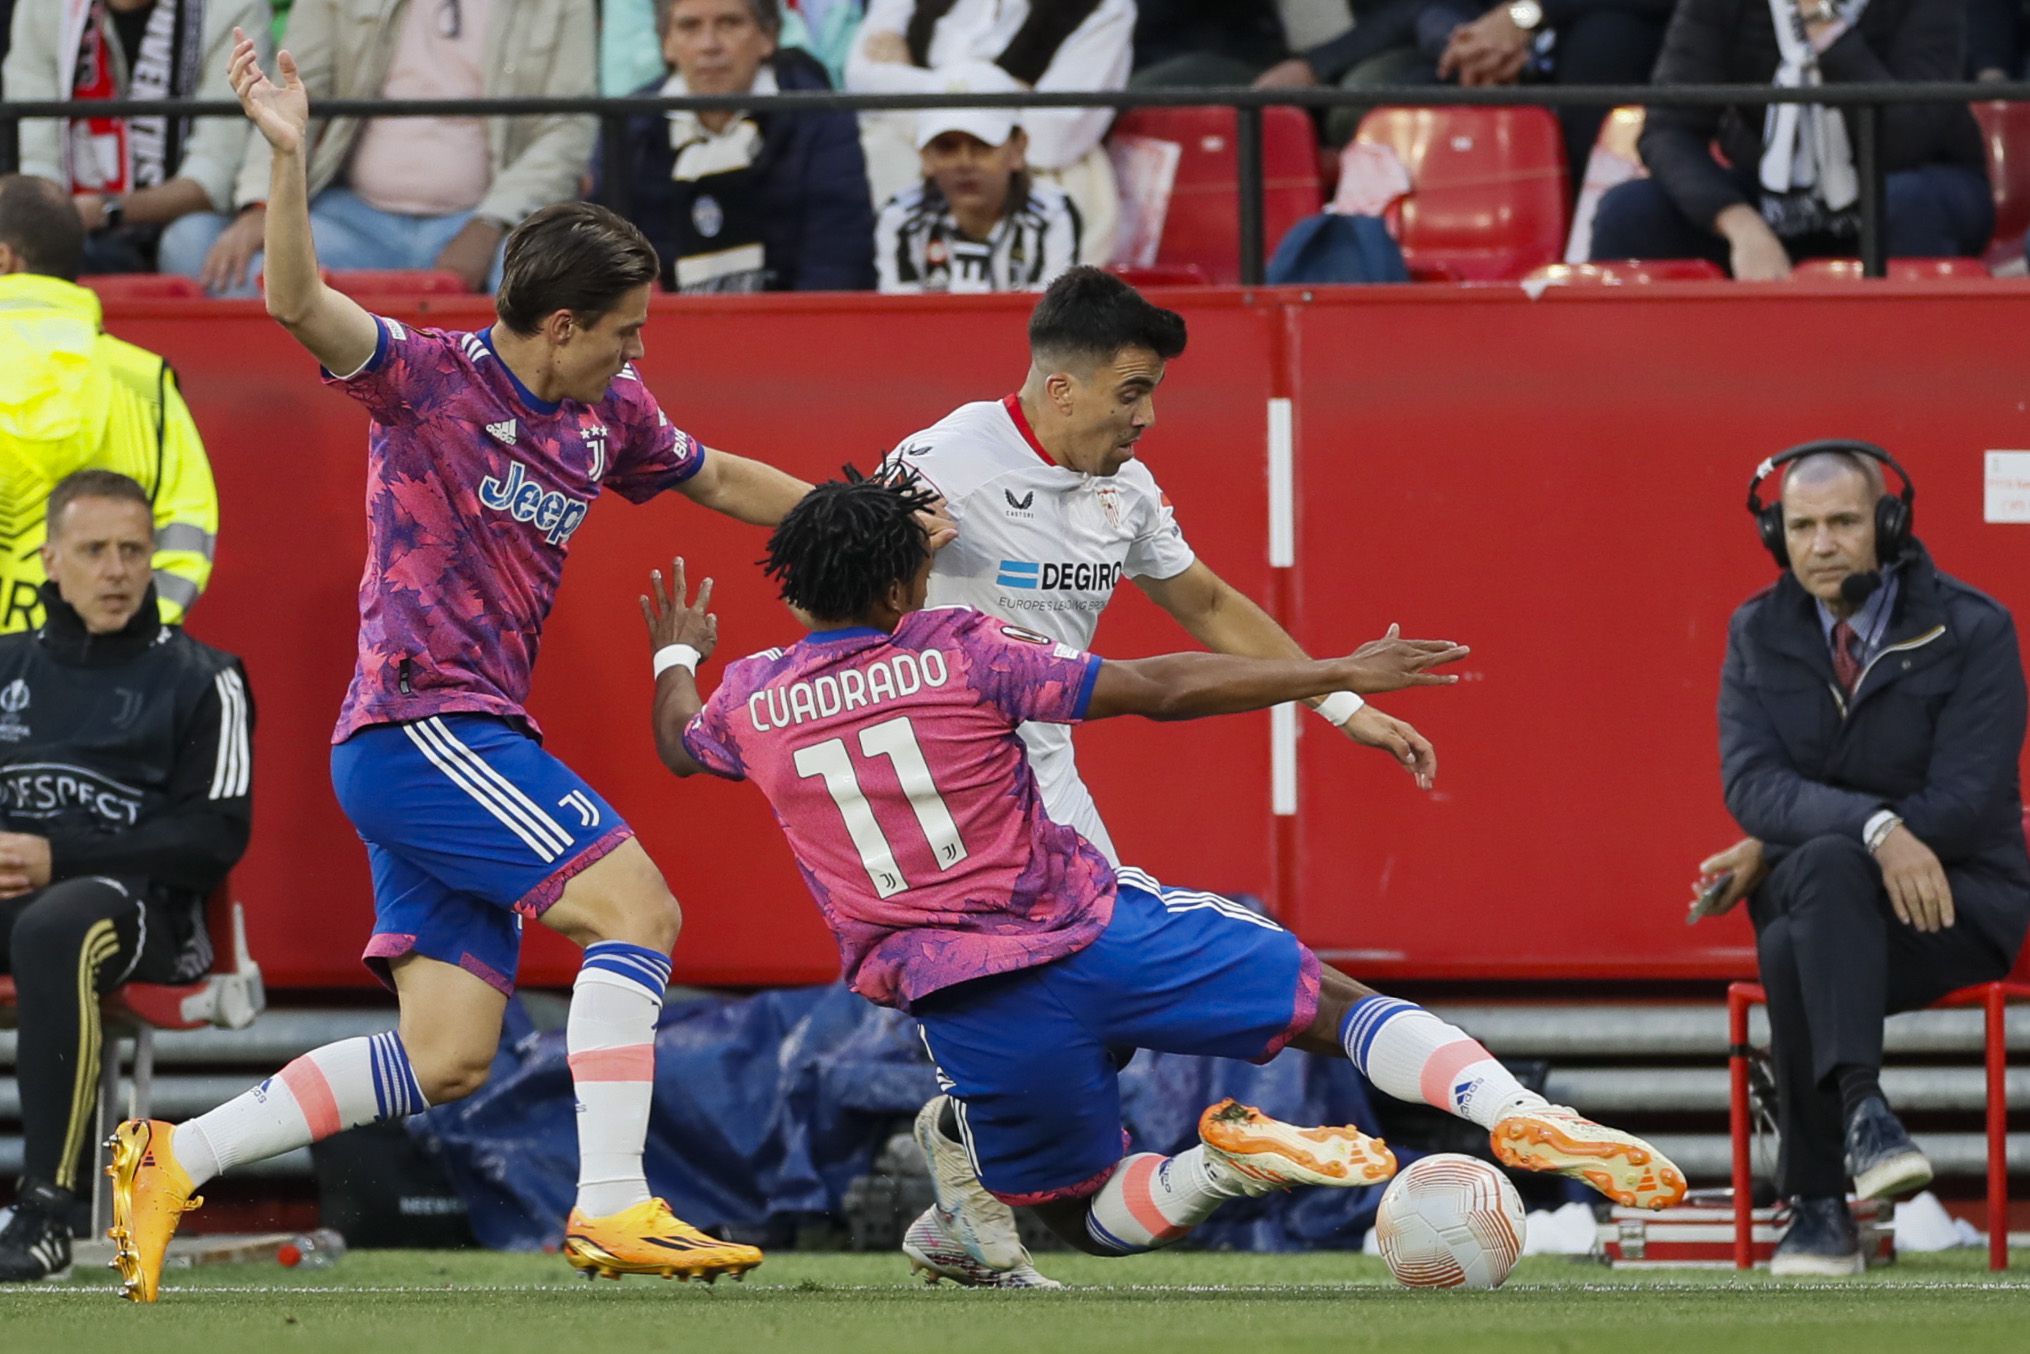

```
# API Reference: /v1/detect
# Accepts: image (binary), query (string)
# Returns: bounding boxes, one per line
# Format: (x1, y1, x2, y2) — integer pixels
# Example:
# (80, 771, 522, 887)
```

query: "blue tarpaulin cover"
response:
(408, 984, 1402, 1253)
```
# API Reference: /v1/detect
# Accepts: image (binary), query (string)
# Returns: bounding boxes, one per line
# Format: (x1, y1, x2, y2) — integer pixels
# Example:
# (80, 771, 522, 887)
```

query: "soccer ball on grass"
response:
(1373, 1153, 1526, 1290)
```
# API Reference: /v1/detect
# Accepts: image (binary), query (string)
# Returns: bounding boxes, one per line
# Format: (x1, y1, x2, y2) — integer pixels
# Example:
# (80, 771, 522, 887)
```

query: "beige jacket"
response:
(233, 0, 595, 225)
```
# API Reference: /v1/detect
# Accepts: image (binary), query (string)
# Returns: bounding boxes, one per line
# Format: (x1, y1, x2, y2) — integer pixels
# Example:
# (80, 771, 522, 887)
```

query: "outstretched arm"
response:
(226, 29, 377, 375)
(1085, 634, 1467, 722)
(1137, 560, 1442, 787)
(676, 449, 811, 526)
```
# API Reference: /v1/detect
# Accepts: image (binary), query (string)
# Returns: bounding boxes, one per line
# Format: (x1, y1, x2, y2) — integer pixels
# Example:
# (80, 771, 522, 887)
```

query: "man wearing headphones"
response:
(1693, 442, 2030, 1277)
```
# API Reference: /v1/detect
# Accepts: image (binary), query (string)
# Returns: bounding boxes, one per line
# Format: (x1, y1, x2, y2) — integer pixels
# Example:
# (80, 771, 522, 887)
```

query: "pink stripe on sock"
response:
(1420, 1038, 1493, 1112)
(568, 1045, 655, 1082)
(278, 1057, 342, 1141)
(1120, 1154, 1189, 1245)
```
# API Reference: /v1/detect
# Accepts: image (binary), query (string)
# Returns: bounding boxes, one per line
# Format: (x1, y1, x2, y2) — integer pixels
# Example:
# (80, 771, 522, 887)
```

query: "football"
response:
(1373, 1153, 1528, 1290)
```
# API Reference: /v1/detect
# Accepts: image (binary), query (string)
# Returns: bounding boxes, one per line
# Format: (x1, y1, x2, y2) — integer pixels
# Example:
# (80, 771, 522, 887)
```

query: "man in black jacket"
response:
(0, 470, 252, 1282)
(1590, 0, 1992, 277)
(1700, 444, 2028, 1276)
(617, 0, 875, 292)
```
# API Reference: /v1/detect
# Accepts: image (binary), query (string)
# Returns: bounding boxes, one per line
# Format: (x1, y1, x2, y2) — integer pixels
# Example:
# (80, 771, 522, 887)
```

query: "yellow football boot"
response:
(562, 1198, 763, 1282)
(104, 1119, 203, 1302)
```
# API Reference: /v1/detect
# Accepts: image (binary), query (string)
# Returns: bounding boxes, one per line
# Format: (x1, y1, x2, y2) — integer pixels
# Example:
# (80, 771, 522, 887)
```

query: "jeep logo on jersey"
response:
(478, 460, 590, 546)
(0, 763, 143, 826)
(995, 560, 1124, 592)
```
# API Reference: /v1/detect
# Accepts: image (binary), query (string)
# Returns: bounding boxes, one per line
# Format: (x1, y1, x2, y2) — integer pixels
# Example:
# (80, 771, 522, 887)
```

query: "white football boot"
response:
(912, 1095, 1033, 1270)
(1197, 1098, 1398, 1196)
(1489, 1104, 1687, 1210)
(902, 1207, 1063, 1289)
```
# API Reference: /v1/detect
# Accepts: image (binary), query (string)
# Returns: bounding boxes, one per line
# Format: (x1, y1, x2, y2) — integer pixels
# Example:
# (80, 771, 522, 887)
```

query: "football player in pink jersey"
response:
(641, 474, 1687, 1281)
(105, 32, 806, 1299)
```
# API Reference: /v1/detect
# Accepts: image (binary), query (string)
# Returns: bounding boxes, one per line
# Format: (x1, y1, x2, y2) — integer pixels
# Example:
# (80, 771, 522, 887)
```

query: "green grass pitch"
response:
(12, 1250, 2029, 1354)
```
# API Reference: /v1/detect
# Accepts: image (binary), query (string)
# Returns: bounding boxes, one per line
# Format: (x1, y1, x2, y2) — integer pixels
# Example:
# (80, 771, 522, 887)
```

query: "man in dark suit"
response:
(1591, 0, 1992, 278)
(1696, 442, 2030, 1276)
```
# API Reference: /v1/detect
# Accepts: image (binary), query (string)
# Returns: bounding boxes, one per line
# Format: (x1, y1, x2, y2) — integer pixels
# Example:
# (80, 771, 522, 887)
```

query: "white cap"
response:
(915, 106, 1020, 151)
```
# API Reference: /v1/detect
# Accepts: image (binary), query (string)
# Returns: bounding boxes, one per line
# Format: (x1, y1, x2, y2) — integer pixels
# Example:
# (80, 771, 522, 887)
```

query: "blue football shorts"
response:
(911, 866, 1322, 1206)
(330, 714, 632, 994)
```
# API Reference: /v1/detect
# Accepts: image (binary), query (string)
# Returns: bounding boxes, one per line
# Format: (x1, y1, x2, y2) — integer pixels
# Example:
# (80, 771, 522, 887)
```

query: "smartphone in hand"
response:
(1686, 870, 1736, 926)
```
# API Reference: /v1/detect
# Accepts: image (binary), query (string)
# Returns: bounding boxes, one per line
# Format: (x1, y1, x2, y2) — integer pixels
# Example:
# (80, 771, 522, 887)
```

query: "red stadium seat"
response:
(323, 268, 474, 298)
(1726, 807, 2030, 1273)
(0, 884, 263, 1234)
(1791, 257, 1993, 282)
(80, 274, 204, 302)
(1107, 106, 1324, 285)
(1524, 260, 1726, 286)
(1107, 264, 1210, 287)
(1972, 101, 2030, 270)
(1354, 107, 1570, 282)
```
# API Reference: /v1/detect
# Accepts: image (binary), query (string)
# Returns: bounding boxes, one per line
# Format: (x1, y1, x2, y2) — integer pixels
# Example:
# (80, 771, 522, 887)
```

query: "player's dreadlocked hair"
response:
(764, 467, 942, 623)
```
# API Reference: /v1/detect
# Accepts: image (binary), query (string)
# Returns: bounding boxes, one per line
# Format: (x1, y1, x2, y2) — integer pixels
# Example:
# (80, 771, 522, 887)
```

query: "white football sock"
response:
(568, 941, 671, 1217)
(1341, 996, 1547, 1130)
(1083, 1149, 1249, 1254)
(174, 1031, 425, 1188)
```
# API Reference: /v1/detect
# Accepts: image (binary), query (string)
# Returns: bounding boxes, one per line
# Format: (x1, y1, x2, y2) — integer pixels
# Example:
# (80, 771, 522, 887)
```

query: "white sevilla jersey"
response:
(881, 396, 1195, 861)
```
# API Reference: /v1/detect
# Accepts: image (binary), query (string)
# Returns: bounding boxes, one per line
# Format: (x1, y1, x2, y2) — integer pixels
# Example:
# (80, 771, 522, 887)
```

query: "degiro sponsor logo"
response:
(995, 560, 1124, 592)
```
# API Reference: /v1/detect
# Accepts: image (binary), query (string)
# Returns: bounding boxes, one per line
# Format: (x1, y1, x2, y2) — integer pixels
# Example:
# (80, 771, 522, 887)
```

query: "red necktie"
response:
(1832, 621, 1862, 695)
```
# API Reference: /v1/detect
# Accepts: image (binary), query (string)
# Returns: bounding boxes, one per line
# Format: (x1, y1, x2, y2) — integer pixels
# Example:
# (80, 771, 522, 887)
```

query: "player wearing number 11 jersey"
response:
(646, 475, 1687, 1273)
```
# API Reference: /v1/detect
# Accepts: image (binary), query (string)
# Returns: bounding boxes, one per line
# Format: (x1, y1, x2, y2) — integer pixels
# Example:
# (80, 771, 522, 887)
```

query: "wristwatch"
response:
(1508, 0, 1544, 30)
(99, 195, 125, 231)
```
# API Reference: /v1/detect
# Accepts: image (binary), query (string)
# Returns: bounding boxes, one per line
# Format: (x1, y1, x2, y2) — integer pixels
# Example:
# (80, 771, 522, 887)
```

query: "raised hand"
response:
(1342, 623, 1469, 693)
(228, 27, 308, 154)
(640, 556, 719, 662)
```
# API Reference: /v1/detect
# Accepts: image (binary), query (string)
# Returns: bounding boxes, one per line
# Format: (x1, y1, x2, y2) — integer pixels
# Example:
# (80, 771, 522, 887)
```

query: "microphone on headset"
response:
(1840, 571, 1883, 607)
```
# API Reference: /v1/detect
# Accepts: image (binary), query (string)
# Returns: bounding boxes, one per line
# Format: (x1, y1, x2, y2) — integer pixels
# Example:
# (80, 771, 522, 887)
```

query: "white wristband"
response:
(1313, 690, 1365, 726)
(652, 644, 702, 680)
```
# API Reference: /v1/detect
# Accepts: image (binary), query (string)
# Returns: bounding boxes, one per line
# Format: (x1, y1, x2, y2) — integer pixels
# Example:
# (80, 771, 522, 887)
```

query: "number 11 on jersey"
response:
(792, 715, 970, 898)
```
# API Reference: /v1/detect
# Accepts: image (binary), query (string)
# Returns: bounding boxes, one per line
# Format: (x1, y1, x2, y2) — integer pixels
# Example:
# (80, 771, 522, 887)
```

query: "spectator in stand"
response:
(1128, 0, 1290, 86)
(3, 0, 272, 273)
(158, 0, 597, 295)
(846, 0, 1131, 265)
(0, 0, 15, 173)
(875, 106, 1079, 292)
(1589, 0, 1991, 279)
(1254, 0, 1668, 176)
(1968, 0, 2022, 80)
(599, 0, 827, 96)
(616, 0, 874, 291)
(0, 175, 218, 632)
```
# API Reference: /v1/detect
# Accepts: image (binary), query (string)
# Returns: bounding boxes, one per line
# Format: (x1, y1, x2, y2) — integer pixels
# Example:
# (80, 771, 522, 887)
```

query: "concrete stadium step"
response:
(1, 1002, 2022, 1185)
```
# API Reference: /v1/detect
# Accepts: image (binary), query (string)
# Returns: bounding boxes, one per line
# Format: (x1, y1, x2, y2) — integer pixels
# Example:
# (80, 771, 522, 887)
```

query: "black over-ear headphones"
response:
(1746, 438, 1916, 573)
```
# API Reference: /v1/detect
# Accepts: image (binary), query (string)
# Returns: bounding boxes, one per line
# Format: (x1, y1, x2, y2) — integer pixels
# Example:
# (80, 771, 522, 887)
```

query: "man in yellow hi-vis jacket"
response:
(0, 176, 218, 632)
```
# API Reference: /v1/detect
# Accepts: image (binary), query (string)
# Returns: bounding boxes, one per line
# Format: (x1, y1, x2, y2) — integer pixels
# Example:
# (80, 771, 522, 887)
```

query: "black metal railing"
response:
(5, 81, 2026, 284)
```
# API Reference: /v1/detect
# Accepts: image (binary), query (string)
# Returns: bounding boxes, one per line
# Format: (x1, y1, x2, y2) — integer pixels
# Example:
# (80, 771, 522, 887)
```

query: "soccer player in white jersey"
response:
(880, 266, 1444, 1282)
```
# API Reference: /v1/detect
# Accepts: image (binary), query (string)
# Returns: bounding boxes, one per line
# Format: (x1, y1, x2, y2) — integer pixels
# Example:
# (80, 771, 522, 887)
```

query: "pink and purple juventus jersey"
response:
(682, 608, 1116, 1009)
(323, 317, 705, 742)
